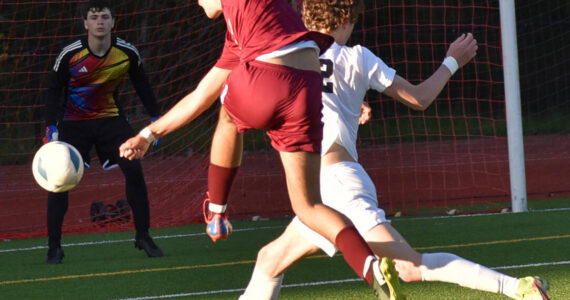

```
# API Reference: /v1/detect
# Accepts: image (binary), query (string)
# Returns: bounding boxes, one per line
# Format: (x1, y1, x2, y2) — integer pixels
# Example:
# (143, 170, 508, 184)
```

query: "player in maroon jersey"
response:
(120, 1, 403, 298)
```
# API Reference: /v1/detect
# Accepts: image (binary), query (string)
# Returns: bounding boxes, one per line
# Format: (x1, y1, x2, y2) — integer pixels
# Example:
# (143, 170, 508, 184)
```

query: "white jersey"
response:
(320, 42, 396, 161)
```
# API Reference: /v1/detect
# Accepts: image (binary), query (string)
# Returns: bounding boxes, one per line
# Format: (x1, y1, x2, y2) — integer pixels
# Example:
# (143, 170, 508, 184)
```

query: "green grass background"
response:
(1, 199, 569, 300)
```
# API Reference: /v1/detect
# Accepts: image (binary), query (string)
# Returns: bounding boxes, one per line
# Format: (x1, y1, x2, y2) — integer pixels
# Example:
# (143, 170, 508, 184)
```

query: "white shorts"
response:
(293, 161, 389, 256)
(320, 161, 389, 235)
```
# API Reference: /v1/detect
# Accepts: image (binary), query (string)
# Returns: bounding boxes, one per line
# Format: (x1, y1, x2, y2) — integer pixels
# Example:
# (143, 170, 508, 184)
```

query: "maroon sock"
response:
(207, 163, 239, 208)
(335, 226, 375, 286)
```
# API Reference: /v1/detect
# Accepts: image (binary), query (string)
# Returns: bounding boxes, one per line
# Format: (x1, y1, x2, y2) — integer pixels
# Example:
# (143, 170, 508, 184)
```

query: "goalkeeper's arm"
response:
(42, 70, 68, 143)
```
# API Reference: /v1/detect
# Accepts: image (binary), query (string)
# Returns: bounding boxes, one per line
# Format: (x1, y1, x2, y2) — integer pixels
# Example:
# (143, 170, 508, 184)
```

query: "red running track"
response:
(1, 135, 569, 239)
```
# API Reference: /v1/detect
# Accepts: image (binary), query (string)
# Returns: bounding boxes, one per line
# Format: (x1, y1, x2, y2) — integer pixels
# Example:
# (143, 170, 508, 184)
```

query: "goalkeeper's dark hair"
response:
(81, 0, 115, 20)
(302, 0, 365, 32)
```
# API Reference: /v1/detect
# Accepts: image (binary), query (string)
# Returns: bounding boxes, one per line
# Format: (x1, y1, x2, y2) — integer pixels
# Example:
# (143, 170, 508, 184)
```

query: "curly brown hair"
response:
(302, 0, 365, 32)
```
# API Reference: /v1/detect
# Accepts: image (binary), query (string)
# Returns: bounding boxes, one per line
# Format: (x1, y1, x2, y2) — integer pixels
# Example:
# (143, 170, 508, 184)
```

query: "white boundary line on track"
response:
(109, 260, 570, 300)
(1, 207, 569, 253)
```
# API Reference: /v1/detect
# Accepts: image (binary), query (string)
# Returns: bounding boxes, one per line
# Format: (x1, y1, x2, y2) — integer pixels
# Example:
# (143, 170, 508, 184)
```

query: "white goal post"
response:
(500, 0, 528, 212)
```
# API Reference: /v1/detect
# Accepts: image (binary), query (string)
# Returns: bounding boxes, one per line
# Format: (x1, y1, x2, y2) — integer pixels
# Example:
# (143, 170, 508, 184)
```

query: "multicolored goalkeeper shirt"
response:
(44, 36, 159, 126)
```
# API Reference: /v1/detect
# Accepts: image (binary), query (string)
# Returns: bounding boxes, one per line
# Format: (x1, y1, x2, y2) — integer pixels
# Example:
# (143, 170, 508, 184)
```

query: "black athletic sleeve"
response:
(44, 57, 70, 126)
(128, 53, 160, 118)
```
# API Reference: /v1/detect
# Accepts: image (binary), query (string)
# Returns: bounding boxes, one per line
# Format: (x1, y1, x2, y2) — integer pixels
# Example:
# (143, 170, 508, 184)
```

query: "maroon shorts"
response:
(221, 60, 323, 153)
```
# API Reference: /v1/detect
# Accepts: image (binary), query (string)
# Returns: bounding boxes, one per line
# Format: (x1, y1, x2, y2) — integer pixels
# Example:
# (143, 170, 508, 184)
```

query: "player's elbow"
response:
(401, 87, 433, 111)
(407, 95, 431, 111)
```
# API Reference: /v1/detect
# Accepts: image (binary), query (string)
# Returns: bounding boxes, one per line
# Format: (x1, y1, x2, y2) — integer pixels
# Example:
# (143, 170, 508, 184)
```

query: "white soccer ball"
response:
(32, 141, 84, 193)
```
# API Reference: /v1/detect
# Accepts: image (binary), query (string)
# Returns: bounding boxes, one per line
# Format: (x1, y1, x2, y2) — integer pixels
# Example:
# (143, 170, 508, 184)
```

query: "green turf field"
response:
(1, 203, 569, 300)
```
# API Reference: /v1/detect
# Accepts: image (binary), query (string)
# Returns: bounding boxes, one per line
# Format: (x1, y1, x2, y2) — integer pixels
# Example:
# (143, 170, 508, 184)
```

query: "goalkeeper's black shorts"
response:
(57, 116, 135, 169)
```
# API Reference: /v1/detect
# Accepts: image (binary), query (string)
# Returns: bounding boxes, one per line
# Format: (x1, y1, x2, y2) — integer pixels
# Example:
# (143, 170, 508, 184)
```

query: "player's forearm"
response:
(388, 65, 452, 111)
(44, 89, 62, 126)
(148, 90, 217, 137)
(412, 65, 453, 109)
(139, 66, 230, 140)
(132, 72, 161, 118)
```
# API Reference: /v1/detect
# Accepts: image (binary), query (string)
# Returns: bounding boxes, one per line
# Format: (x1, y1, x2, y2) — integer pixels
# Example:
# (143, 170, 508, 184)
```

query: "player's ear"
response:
(84, 19, 88, 31)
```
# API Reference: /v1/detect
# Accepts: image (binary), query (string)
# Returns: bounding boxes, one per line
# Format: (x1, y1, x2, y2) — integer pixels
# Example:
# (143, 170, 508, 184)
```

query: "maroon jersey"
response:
(215, 0, 332, 70)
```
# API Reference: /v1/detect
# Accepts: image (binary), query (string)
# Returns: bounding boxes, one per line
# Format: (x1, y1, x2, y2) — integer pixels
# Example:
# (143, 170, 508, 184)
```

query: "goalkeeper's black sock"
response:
(47, 192, 68, 245)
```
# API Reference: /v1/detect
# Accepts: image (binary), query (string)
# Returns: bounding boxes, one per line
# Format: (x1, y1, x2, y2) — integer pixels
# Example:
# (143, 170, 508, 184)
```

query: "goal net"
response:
(1, 0, 569, 238)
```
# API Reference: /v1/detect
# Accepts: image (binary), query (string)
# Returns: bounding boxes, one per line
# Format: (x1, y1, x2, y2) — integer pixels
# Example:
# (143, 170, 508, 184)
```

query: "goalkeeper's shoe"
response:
(372, 257, 406, 300)
(514, 276, 550, 300)
(203, 198, 232, 242)
(46, 245, 64, 264)
(135, 235, 163, 258)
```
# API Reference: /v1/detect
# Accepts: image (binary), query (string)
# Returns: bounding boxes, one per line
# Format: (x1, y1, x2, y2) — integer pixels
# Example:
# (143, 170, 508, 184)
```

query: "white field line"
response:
(0, 226, 283, 253)
(109, 261, 570, 300)
(1, 207, 569, 253)
(398, 207, 570, 221)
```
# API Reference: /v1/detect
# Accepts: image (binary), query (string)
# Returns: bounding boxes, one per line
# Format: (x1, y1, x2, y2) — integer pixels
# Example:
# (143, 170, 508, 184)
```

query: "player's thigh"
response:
(58, 120, 95, 164)
(278, 150, 321, 210)
(364, 223, 421, 265)
(210, 107, 243, 167)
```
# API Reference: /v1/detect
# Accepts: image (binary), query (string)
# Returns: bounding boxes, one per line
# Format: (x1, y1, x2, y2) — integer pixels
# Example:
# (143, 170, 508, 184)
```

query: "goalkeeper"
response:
(42, 0, 163, 264)
(120, 0, 406, 299)
(239, 1, 550, 300)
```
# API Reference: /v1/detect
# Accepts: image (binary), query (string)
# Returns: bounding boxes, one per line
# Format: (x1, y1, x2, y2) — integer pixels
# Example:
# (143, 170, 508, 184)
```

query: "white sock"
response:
(239, 266, 284, 300)
(421, 253, 520, 298)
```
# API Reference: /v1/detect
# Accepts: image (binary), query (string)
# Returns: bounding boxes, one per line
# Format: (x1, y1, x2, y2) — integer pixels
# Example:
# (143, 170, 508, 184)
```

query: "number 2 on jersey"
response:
(320, 58, 333, 93)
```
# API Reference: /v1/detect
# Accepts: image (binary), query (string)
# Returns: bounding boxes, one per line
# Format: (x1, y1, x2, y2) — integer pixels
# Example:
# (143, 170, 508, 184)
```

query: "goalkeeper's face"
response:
(198, 0, 222, 19)
(84, 8, 115, 38)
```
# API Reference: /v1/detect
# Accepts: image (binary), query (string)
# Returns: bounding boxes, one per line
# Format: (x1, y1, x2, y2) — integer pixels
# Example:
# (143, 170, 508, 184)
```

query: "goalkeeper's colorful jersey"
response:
(320, 42, 396, 161)
(215, 0, 332, 70)
(44, 36, 159, 125)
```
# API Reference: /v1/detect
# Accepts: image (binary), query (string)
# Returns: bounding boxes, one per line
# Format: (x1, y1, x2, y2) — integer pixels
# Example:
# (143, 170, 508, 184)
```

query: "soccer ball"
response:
(32, 141, 84, 193)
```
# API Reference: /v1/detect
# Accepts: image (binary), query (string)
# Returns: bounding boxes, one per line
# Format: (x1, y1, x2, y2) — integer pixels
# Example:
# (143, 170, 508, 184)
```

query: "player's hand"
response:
(359, 102, 372, 125)
(150, 116, 162, 148)
(446, 33, 478, 68)
(119, 135, 150, 160)
(42, 125, 59, 144)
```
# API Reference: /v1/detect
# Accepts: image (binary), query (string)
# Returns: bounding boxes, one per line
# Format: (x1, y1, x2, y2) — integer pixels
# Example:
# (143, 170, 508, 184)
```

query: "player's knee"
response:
(256, 245, 280, 278)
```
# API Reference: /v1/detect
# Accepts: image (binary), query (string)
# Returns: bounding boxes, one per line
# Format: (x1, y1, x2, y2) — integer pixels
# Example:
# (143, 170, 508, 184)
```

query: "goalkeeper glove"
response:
(150, 116, 162, 148)
(43, 125, 59, 144)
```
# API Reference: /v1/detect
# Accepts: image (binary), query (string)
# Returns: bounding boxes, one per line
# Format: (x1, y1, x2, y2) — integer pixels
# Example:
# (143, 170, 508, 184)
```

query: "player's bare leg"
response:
(365, 223, 533, 299)
(257, 222, 320, 278)
(278, 151, 403, 299)
(204, 107, 243, 241)
(211, 107, 243, 168)
(279, 151, 346, 240)
(240, 222, 319, 300)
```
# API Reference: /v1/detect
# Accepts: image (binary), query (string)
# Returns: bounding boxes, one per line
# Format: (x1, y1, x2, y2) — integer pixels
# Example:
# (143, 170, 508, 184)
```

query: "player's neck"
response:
(87, 34, 112, 57)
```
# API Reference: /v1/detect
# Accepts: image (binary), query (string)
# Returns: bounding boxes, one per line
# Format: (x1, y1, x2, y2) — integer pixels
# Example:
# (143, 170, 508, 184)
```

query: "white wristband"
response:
(139, 127, 156, 143)
(442, 56, 459, 75)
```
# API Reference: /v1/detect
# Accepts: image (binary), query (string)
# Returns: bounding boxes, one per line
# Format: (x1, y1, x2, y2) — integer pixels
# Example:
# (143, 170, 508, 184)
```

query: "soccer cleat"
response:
(514, 276, 550, 300)
(46, 245, 64, 264)
(135, 235, 163, 257)
(203, 198, 232, 242)
(372, 257, 406, 300)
